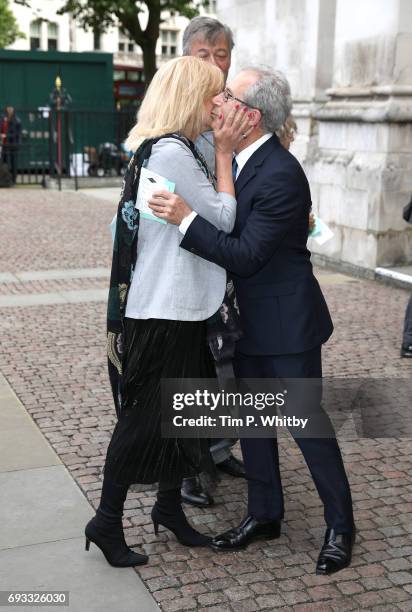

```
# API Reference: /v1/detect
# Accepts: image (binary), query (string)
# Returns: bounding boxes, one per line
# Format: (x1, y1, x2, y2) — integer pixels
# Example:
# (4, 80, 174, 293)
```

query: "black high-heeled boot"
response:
(85, 478, 148, 567)
(152, 487, 211, 547)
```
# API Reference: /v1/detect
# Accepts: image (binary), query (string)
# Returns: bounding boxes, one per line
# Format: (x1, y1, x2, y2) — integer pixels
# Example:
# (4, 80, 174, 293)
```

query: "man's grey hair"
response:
(241, 66, 293, 133)
(182, 16, 234, 55)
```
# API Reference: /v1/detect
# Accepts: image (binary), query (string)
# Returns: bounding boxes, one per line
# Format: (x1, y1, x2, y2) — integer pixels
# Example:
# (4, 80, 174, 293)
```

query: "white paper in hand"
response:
(135, 167, 175, 225)
(310, 216, 334, 245)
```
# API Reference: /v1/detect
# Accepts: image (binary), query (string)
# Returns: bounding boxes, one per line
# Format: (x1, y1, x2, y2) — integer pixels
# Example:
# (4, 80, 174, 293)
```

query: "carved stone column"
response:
(218, 0, 412, 270)
(306, 0, 412, 269)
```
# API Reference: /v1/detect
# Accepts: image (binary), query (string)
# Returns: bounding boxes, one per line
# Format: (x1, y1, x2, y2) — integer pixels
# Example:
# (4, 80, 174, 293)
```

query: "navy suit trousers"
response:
(234, 345, 354, 534)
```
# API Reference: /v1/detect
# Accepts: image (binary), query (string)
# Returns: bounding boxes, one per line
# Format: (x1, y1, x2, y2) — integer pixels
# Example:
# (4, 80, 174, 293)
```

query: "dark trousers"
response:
(402, 292, 412, 347)
(210, 359, 237, 464)
(234, 345, 354, 534)
(210, 438, 236, 463)
(2, 146, 18, 183)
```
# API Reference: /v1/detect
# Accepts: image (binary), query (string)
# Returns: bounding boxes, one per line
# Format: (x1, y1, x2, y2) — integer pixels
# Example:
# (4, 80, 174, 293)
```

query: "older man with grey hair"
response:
(183, 15, 234, 70)
(179, 16, 246, 510)
(148, 66, 356, 575)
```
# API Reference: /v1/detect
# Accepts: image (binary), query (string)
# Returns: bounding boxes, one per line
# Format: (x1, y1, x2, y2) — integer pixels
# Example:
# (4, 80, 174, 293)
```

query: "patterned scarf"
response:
(106, 133, 242, 417)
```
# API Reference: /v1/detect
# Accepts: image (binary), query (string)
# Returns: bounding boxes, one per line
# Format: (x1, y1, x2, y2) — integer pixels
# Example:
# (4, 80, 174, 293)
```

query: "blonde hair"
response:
(126, 56, 224, 151)
(276, 115, 297, 150)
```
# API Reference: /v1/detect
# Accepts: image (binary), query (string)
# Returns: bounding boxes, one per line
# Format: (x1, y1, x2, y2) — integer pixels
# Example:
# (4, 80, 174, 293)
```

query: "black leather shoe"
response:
(316, 528, 356, 575)
(401, 344, 412, 358)
(210, 514, 281, 551)
(216, 454, 246, 478)
(181, 477, 214, 508)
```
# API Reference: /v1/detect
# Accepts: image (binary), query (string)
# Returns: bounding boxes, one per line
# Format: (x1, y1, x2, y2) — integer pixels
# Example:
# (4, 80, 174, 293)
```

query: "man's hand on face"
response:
(148, 191, 192, 225)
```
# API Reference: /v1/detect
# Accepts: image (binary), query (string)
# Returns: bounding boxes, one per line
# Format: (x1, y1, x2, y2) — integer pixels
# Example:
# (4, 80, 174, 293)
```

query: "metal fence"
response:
(70, 109, 136, 189)
(4, 108, 136, 189)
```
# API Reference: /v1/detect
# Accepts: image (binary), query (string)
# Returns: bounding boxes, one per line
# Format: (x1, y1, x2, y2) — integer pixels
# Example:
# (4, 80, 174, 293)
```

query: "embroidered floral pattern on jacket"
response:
(118, 283, 128, 306)
(121, 200, 138, 230)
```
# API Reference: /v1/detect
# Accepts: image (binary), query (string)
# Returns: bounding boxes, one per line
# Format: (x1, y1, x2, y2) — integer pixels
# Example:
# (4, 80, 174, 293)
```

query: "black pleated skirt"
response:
(103, 317, 216, 486)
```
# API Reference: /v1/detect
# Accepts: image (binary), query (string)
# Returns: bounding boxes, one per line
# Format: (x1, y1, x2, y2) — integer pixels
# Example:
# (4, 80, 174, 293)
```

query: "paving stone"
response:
(1, 188, 411, 610)
(255, 594, 286, 608)
(336, 580, 365, 595)
(307, 585, 341, 601)
(355, 591, 385, 607)
(386, 571, 412, 586)
(196, 591, 226, 606)
(223, 586, 254, 602)
(146, 576, 181, 591)
(282, 589, 312, 605)
(161, 596, 197, 611)
(230, 599, 260, 612)
(356, 563, 386, 577)
(321, 599, 358, 612)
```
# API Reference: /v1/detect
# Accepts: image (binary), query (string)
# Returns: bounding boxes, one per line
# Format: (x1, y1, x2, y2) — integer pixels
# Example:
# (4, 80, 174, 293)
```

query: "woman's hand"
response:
(148, 190, 192, 225)
(212, 102, 255, 155)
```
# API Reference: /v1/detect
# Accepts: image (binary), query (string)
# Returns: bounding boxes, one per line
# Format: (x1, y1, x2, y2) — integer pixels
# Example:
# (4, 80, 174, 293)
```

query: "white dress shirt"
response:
(179, 132, 273, 235)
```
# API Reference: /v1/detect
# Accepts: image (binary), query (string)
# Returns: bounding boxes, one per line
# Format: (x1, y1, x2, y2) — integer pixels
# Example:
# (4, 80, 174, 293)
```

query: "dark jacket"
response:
(1, 113, 22, 147)
(180, 134, 333, 355)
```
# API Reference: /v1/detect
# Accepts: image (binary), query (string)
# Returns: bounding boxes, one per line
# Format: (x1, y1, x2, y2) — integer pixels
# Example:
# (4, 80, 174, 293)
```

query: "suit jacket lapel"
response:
(235, 134, 279, 197)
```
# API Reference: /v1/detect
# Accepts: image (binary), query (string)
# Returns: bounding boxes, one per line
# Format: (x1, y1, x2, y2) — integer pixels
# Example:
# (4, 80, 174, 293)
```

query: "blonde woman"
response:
(84, 56, 252, 568)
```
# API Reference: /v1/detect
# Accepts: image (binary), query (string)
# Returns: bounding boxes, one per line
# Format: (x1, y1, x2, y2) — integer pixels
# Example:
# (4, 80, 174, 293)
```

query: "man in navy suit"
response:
(149, 67, 355, 575)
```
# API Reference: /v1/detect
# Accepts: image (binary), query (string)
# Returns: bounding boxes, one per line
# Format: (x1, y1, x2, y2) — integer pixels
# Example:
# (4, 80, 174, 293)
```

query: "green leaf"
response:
(0, 0, 26, 48)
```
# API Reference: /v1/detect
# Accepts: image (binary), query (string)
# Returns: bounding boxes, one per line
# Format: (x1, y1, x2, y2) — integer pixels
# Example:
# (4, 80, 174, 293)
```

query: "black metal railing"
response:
(3, 108, 136, 189)
(69, 109, 136, 190)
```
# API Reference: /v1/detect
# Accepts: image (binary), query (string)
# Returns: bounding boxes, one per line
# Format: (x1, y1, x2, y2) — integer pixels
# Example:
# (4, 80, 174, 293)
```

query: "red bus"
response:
(113, 65, 146, 109)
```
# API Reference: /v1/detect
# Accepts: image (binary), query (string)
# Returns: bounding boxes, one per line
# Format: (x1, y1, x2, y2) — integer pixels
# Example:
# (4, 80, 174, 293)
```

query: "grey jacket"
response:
(125, 137, 236, 321)
(195, 131, 216, 175)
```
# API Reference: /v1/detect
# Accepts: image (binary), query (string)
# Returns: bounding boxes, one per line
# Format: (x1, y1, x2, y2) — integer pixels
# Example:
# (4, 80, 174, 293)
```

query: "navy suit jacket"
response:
(181, 134, 333, 355)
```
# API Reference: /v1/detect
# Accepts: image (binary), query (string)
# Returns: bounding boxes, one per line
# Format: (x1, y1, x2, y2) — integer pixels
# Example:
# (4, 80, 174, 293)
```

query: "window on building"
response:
(114, 70, 126, 80)
(127, 71, 139, 81)
(30, 20, 41, 50)
(118, 30, 135, 53)
(47, 22, 58, 51)
(93, 28, 101, 50)
(160, 30, 178, 56)
(205, 0, 217, 12)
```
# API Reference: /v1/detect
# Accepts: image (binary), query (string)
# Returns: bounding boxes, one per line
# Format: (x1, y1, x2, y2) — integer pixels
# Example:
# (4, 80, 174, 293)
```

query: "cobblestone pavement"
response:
(1, 188, 412, 611)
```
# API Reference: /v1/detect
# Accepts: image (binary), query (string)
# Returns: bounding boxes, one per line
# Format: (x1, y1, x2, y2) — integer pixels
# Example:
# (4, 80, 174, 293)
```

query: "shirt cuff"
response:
(179, 210, 198, 235)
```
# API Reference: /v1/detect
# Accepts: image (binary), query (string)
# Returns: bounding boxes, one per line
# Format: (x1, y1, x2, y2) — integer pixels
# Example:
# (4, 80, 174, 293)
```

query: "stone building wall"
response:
(218, 0, 412, 270)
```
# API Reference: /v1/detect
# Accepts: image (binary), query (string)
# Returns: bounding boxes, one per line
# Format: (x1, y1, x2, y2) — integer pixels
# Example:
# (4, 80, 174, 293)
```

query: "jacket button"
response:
(190, 248, 196, 253)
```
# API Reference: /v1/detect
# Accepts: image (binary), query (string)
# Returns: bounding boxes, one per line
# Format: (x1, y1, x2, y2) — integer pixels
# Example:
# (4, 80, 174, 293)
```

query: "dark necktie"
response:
(232, 157, 238, 182)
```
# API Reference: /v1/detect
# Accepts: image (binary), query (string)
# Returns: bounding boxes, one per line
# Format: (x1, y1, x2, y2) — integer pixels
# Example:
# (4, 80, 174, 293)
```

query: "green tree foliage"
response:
(58, 0, 202, 84)
(0, 0, 26, 48)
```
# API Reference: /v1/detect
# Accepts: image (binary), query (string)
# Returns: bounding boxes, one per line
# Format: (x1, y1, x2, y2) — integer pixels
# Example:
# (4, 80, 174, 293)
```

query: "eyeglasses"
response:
(222, 88, 264, 115)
